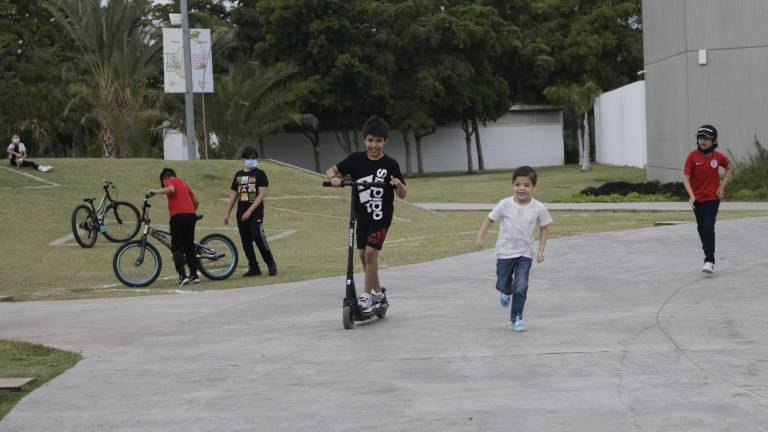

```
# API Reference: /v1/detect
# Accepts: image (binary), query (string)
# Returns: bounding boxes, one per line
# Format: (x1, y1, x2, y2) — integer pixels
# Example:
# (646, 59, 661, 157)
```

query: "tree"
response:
(252, 0, 396, 155)
(544, 80, 601, 171)
(0, 0, 78, 155)
(47, 0, 162, 157)
(203, 61, 300, 159)
(432, 3, 519, 172)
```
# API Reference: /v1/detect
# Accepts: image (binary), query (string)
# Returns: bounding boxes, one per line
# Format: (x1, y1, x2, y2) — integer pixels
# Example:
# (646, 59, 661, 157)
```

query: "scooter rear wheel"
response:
(342, 305, 355, 329)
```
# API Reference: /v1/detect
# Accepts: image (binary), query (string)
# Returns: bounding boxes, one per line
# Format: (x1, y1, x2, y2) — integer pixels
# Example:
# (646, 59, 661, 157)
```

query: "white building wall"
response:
(594, 81, 647, 168)
(261, 113, 564, 173)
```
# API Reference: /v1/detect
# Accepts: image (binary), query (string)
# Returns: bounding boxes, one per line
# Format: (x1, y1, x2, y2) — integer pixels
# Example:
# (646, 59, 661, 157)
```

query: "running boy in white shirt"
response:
(475, 166, 552, 331)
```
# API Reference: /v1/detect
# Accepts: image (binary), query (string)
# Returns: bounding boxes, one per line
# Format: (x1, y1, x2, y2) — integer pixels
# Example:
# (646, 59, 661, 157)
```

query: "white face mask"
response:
(244, 159, 258, 169)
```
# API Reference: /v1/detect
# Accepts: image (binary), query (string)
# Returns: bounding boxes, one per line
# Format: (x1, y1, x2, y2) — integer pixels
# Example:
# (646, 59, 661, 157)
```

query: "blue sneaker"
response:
(512, 317, 527, 332)
(499, 293, 511, 307)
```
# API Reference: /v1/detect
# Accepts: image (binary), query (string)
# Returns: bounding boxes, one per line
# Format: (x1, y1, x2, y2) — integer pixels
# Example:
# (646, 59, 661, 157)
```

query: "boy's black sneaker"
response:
(188, 273, 200, 284)
(178, 274, 190, 286)
(268, 264, 278, 276)
(243, 268, 262, 277)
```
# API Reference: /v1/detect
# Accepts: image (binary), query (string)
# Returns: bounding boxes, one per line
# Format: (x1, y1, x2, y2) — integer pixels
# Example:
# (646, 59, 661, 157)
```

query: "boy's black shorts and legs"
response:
(355, 217, 389, 250)
(170, 213, 198, 278)
(693, 199, 720, 264)
(237, 216, 277, 274)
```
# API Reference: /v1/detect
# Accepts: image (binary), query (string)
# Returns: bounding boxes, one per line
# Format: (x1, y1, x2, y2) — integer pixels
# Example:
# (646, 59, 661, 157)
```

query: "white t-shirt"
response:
(488, 197, 552, 259)
(7, 142, 25, 156)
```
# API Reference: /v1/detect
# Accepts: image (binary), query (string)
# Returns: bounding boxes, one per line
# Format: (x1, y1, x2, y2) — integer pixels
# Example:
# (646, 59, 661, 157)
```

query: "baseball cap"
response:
(696, 124, 718, 139)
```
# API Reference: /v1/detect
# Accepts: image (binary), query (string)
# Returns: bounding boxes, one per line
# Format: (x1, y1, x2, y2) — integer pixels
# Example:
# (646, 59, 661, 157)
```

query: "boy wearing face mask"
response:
(224, 147, 277, 277)
(682, 124, 733, 274)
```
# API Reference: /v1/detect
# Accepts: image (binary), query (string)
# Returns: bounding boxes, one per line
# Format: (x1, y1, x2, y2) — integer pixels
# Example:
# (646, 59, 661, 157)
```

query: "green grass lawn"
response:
(404, 163, 648, 202)
(0, 340, 81, 421)
(0, 159, 764, 301)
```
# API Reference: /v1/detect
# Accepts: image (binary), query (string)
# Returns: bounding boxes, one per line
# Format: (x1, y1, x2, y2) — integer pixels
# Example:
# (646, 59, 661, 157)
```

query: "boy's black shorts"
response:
(356, 218, 390, 250)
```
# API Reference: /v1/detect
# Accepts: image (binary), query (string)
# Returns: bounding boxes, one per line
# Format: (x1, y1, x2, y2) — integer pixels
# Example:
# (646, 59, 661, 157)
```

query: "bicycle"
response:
(70, 180, 141, 248)
(113, 196, 239, 287)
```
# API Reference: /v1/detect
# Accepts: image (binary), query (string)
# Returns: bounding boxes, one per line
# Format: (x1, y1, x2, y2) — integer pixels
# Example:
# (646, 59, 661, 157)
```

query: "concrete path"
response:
(416, 201, 768, 211)
(1, 218, 768, 431)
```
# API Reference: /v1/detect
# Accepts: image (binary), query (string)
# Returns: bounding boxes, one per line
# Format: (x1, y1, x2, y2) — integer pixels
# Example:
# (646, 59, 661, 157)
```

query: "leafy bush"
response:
(727, 136, 768, 200)
(565, 192, 676, 203)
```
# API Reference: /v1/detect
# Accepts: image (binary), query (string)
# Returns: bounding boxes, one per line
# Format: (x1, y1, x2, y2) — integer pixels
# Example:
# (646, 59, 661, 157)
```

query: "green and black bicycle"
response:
(70, 180, 141, 248)
(113, 196, 239, 287)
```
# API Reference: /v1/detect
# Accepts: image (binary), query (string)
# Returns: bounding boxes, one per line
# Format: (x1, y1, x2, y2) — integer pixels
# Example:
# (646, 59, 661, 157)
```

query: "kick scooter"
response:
(323, 179, 389, 329)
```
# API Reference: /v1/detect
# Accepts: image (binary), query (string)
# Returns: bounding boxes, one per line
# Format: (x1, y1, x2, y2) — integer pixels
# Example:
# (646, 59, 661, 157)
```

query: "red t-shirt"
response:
(683, 150, 730, 202)
(162, 177, 196, 217)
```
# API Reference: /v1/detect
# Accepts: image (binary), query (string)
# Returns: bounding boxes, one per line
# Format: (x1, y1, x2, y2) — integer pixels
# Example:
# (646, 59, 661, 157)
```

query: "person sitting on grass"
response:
(7, 134, 52, 173)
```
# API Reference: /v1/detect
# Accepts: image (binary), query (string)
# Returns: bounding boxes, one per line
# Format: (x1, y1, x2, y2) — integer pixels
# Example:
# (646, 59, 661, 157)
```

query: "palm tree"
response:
(48, 0, 161, 157)
(544, 81, 602, 171)
(204, 61, 301, 159)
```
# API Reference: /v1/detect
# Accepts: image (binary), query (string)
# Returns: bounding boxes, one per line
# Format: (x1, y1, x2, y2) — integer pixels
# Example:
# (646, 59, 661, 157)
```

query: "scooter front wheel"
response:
(342, 305, 355, 329)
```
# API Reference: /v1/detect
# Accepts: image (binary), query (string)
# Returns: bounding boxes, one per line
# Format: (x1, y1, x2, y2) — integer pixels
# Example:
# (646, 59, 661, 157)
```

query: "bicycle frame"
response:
(84, 181, 121, 228)
(133, 199, 224, 266)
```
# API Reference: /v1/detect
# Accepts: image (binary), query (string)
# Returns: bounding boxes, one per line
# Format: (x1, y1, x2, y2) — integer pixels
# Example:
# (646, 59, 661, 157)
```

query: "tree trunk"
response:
(401, 130, 413, 176)
(581, 112, 591, 171)
(415, 136, 424, 174)
(334, 130, 354, 155)
(98, 120, 117, 158)
(259, 137, 266, 159)
(414, 127, 434, 174)
(576, 120, 585, 170)
(301, 129, 322, 172)
(461, 118, 474, 173)
(472, 118, 485, 171)
(312, 130, 321, 173)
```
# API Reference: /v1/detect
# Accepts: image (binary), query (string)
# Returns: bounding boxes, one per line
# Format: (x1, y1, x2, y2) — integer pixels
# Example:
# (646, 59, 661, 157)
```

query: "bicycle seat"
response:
(196, 214, 204, 221)
(83, 198, 96, 203)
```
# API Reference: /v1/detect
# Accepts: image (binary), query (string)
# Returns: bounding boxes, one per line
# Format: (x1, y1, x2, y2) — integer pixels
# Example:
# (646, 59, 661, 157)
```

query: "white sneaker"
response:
(358, 294, 373, 313)
(37, 165, 46, 172)
(702, 262, 714, 274)
(371, 290, 386, 304)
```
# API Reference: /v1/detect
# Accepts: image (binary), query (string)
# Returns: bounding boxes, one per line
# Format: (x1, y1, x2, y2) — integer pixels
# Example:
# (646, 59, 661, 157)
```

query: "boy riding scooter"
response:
(325, 116, 406, 321)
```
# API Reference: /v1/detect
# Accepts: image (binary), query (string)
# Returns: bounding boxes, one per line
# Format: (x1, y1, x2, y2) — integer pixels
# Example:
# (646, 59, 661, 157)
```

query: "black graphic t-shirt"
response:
(230, 168, 269, 219)
(336, 152, 405, 226)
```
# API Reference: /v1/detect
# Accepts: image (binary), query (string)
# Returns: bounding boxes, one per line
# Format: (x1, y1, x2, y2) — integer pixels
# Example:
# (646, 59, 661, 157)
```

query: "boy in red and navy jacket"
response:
(682, 125, 733, 274)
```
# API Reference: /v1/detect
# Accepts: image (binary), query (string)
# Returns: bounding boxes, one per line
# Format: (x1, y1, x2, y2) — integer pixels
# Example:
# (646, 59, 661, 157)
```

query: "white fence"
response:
(260, 110, 565, 173)
(594, 81, 647, 168)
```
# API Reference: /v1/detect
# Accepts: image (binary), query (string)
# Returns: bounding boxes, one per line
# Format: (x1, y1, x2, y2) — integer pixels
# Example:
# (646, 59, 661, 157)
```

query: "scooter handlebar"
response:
(322, 180, 388, 188)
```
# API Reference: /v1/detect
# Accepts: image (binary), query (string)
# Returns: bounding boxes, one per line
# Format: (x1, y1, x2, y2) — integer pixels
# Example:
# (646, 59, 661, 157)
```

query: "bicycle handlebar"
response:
(322, 180, 388, 188)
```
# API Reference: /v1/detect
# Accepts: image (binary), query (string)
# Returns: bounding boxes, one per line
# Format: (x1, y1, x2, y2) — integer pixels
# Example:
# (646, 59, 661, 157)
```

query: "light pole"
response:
(180, 0, 196, 160)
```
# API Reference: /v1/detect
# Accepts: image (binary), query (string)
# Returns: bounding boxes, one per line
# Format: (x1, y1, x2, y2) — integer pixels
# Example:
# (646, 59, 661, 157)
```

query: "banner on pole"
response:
(163, 28, 214, 93)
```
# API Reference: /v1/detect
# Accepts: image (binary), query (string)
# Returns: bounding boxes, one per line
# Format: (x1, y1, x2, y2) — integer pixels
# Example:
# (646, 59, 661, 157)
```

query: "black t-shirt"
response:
(230, 168, 269, 219)
(336, 152, 405, 225)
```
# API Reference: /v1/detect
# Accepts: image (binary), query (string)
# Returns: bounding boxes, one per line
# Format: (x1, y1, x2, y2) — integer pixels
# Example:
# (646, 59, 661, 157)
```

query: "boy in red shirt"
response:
(682, 125, 733, 274)
(147, 168, 200, 285)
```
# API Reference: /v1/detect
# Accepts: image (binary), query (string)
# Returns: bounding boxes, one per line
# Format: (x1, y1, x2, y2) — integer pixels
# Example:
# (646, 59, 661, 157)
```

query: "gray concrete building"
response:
(643, 0, 768, 181)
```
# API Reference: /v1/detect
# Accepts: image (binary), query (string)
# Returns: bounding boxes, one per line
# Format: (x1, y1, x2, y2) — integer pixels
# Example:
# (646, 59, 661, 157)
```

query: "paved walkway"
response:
(1, 217, 768, 431)
(415, 201, 768, 211)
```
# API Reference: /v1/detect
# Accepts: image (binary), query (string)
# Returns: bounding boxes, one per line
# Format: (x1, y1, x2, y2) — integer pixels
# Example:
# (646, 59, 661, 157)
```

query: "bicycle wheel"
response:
(113, 240, 162, 287)
(71, 204, 98, 248)
(197, 233, 238, 280)
(102, 201, 141, 243)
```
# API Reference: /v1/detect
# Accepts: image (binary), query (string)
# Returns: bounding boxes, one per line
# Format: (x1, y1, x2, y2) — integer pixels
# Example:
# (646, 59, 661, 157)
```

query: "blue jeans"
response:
(496, 256, 532, 321)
